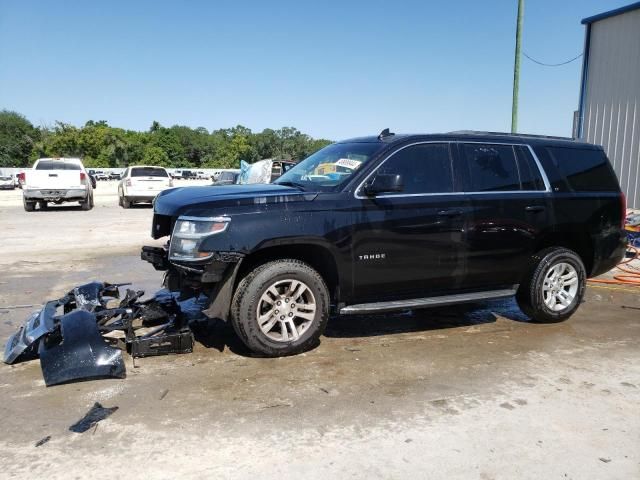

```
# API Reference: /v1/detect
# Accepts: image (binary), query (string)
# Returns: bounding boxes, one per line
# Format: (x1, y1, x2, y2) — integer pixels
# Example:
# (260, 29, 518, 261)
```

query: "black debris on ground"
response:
(69, 402, 119, 433)
(35, 435, 51, 447)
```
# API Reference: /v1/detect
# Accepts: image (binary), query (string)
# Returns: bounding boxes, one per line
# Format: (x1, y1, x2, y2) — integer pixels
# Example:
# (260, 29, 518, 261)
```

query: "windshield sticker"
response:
(335, 158, 362, 170)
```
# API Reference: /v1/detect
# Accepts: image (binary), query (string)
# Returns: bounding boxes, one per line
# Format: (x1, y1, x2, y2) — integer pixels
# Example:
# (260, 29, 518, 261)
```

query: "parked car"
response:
(196, 171, 209, 180)
(143, 130, 627, 357)
(118, 165, 173, 208)
(211, 171, 239, 185)
(22, 158, 94, 211)
(0, 174, 15, 190)
(94, 172, 109, 181)
(108, 171, 122, 180)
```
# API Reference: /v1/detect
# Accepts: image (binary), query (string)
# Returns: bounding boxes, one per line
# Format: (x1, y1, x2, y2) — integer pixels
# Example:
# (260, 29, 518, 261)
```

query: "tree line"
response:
(0, 110, 332, 169)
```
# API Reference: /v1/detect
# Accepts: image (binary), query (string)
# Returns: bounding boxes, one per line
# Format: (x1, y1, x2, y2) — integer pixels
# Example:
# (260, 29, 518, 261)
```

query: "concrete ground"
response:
(0, 183, 639, 479)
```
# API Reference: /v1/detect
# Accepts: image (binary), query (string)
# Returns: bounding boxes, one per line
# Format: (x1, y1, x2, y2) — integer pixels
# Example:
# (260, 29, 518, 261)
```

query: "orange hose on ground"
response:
(588, 245, 640, 286)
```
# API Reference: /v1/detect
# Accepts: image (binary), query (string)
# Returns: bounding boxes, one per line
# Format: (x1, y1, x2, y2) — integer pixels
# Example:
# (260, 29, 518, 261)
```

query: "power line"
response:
(523, 52, 583, 67)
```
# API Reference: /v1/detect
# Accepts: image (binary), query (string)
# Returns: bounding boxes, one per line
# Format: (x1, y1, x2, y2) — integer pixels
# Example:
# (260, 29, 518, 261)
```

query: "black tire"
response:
(39, 201, 48, 210)
(23, 197, 35, 212)
(516, 247, 586, 323)
(80, 194, 93, 211)
(231, 259, 330, 357)
(122, 196, 131, 209)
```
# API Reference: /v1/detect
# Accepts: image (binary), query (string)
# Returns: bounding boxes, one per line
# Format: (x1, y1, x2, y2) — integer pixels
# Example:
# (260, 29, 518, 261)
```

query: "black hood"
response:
(153, 183, 316, 217)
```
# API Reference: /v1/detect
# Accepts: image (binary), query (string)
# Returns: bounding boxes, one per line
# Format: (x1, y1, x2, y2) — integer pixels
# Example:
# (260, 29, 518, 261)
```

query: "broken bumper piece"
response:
(3, 282, 201, 386)
(4, 299, 65, 364)
(40, 310, 126, 386)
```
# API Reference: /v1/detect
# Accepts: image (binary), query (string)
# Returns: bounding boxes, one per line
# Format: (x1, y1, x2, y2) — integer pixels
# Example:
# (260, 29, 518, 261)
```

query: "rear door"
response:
(129, 167, 170, 194)
(458, 142, 551, 289)
(351, 142, 472, 302)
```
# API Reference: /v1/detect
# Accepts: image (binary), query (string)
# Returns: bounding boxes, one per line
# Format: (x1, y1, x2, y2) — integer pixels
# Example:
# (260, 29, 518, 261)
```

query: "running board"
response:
(339, 286, 518, 315)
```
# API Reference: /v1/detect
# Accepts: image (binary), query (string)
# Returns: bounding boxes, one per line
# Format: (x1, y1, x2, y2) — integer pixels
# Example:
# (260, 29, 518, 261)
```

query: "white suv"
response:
(118, 166, 172, 208)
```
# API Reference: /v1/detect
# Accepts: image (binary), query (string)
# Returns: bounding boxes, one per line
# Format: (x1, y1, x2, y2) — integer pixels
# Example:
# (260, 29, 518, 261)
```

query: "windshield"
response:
(274, 142, 383, 190)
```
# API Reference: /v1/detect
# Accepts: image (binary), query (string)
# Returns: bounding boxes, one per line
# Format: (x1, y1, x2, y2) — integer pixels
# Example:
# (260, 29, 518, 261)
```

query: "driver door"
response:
(351, 143, 471, 302)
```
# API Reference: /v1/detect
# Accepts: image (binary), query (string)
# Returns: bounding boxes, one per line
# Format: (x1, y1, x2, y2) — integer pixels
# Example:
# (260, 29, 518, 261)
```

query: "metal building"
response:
(576, 2, 640, 208)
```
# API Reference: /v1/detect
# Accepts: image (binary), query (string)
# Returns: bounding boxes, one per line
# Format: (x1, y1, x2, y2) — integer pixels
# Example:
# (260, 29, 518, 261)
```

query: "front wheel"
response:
(231, 259, 330, 356)
(516, 247, 586, 323)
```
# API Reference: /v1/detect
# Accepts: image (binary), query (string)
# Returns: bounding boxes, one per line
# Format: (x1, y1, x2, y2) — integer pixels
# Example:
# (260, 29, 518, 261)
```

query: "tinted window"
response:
(36, 160, 81, 170)
(377, 143, 453, 194)
(515, 146, 546, 191)
(545, 147, 619, 192)
(464, 144, 520, 192)
(131, 167, 168, 177)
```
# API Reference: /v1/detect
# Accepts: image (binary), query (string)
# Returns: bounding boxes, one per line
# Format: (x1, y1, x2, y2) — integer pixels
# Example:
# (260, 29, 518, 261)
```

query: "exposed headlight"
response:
(169, 216, 230, 261)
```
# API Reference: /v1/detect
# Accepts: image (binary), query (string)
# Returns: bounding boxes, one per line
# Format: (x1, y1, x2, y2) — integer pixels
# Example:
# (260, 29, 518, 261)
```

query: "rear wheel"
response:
(80, 193, 93, 211)
(39, 201, 48, 210)
(231, 259, 329, 356)
(23, 197, 35, 212)
(121, 196, 131, 208)
(516, 247, 586, 323)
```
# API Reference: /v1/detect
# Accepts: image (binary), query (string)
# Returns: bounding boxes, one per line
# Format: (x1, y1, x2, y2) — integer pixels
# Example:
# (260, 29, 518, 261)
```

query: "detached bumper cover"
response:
(3, 281, 200, 386)
(39, 310, 126, 386)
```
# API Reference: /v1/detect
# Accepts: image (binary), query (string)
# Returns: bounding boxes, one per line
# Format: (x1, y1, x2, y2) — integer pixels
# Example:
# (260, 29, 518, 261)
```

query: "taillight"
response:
(126, 179, 132, 187)
(80, 172, 86, 182)
(621, 192, 627, 228)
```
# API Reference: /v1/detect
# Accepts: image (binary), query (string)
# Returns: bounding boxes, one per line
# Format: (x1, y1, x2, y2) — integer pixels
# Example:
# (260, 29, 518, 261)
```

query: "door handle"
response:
(437, 209, 463, 217)
(525, 205, 545, 213)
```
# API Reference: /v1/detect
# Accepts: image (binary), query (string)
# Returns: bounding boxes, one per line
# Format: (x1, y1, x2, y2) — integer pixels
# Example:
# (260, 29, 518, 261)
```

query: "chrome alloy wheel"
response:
(256, 279, 317, 342)
(542, 262, 579, 312)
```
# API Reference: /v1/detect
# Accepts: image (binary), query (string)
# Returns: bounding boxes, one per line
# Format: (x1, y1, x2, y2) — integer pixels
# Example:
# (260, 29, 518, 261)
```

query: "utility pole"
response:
(511, 0, 524, 133)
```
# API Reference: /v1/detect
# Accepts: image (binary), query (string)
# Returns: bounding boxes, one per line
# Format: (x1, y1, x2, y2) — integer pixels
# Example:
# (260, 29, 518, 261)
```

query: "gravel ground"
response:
(0, 183, 638, 479)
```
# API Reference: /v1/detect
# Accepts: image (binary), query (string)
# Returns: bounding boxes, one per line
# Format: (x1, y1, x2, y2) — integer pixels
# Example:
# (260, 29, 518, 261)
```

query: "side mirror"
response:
(364, 174, 403, 196)
(89, 175, 97, 189)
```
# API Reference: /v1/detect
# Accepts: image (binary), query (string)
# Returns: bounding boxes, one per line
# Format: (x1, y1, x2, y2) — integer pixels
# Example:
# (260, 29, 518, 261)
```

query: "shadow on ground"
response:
(190, 297, 531, 356)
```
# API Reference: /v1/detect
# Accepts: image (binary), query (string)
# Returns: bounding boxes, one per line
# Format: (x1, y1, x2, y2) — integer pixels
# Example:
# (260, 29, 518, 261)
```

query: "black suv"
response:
(143, 130, 627, 356)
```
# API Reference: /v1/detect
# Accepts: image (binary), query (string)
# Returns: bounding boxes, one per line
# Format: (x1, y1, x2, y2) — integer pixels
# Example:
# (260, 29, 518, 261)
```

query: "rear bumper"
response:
(0, 184, 15, 189)
(23, 188, 87, 200)
(590, 230, 628, 277)
(124, 190, 161, 201)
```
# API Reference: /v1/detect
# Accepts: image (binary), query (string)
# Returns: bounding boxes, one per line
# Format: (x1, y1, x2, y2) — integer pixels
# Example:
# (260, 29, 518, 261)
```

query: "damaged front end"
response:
(4, 281, 200, 386)
(142, 213, 245, 322)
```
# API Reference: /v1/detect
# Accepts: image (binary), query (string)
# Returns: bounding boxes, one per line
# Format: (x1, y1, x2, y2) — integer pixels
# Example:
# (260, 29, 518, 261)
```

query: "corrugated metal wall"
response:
(580, 8, 640, 208)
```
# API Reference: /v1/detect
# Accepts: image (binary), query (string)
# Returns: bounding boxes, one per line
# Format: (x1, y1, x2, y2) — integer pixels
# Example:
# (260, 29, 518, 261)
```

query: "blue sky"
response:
(0, 0, 632, 139)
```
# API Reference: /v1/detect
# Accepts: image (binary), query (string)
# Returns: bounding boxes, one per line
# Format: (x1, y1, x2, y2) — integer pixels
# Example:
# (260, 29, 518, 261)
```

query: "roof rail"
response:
(447, 130, 574, 141)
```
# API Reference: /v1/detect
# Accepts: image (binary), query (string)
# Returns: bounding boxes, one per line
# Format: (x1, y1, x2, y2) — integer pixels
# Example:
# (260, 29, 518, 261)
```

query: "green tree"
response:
(141, 146, 170, 167)
(0, 110, 39, 167)
(1, 111, 333, 170)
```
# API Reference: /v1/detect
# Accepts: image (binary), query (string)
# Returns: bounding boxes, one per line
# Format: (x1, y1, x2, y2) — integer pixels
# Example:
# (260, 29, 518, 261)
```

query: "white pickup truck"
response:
(22, 158, 94, 211)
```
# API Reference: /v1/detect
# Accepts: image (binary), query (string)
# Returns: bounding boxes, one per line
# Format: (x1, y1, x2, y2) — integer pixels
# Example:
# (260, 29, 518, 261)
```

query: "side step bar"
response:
(339, 286, 518, 315)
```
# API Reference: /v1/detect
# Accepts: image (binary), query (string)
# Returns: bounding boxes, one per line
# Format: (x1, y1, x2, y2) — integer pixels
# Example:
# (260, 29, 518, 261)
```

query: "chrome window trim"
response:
(354, 141, 551, 199)
(178, 215, 231, 222)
